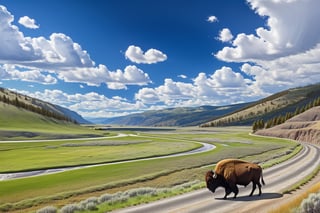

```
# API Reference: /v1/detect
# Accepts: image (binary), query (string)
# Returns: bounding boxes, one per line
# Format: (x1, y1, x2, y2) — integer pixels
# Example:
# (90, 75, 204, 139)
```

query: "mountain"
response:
(0, 87, 90, 124)
(54, 105, 89, 124)
(96, 103, 251, 126)
(200, 83, 320, 127)
(255, 106, 320, 144)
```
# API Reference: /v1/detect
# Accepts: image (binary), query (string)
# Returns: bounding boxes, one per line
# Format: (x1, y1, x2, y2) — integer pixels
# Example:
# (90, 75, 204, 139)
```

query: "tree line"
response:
(252, 96, 320, 132)
(0, 90, 77, 124)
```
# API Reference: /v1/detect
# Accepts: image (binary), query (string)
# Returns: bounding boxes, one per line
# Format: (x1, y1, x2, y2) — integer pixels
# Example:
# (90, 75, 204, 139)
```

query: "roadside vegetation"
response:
(270, 181, 320, 213)
(269, 164, 320, 213)
(0, 126, 299, 212)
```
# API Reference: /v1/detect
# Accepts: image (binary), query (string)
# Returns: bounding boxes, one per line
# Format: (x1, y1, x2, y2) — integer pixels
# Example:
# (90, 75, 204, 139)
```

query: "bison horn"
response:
(212, 171, 217, 179)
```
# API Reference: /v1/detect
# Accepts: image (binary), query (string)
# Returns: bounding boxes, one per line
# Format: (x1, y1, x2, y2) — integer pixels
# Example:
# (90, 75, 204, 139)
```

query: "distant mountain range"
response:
(2, 82, 319, 127)
(90, 103, 250, 126)
(91, 83, 320, 127)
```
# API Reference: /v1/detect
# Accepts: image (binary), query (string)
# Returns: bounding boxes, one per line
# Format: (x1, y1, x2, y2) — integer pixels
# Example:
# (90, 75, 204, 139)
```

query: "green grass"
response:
(0, 136, 201, 172)
(0, 127, 298, 212)
(0, 104, 105, 140)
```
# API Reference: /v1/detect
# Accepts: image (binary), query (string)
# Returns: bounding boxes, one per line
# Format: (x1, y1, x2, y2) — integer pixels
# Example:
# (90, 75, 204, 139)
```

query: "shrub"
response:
(296, 192, 320, 213)
(60, 204, 82, 213)
(85, 202, 98, 211)
(124, 187, 157, 197)
(99, 193, 112, 203)
(36, 206, 57, 213)
(79, 197, 99, 210)
(85, 196, 99, 204)
(108, 192, 129, 204)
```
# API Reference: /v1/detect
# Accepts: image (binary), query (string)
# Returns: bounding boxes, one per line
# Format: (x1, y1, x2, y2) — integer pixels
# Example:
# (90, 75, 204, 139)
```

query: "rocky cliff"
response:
(256, 106, 320, 144)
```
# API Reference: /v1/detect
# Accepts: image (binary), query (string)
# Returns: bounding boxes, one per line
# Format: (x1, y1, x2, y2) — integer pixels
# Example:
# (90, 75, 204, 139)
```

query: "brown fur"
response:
(209, 159, 265, 198)
(215, 159, 263, 185)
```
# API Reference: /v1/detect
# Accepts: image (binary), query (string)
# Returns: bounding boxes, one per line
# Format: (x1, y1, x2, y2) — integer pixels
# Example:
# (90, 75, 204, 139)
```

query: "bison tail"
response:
(261, 172, 265, 185)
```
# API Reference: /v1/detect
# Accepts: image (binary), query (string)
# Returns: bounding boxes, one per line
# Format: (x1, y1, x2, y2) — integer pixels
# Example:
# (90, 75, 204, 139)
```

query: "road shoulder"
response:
(240, 172, 320, 213)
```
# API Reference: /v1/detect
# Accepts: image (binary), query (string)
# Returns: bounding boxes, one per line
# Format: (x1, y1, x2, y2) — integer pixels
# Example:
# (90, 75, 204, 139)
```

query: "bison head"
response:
(205, 170, 225, 193)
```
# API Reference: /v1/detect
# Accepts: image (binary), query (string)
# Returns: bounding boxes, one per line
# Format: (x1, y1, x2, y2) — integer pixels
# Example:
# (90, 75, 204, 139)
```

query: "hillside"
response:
(0, 87, 89, 124)
(96, 103, 250, 126)
(200, 83, 320, 127)
(255, 106, 320, 144)
(0, 103, 103, 140)
(0, 88, 102, 140)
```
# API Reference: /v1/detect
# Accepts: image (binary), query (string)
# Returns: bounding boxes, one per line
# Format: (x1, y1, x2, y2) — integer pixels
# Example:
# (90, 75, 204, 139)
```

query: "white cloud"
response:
(0, 5, 152, 88)
(57, 64, 151, 89)
(0, 64, 57, 84)
(125, 45, 167, 64)
(214, 0, 320, 95)
(207, 15, 218, 23)
(216, 0, 320, 62)
(218, 28, 233, 43)
(135, 67, 262, 107)
(178, 74, 187, 79)
(14, 89, 147, 118)
(0, 6, 94, 69)
(18, 16, 39, 29)
(241, 44, 320, 93)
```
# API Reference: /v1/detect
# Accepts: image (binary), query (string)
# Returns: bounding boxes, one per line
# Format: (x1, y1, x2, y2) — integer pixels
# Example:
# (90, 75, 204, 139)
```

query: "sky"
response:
(0, 0, 320, 120)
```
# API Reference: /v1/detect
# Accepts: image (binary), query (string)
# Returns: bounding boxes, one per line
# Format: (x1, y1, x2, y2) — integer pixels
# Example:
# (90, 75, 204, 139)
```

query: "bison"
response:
(205, 159, 265, 199)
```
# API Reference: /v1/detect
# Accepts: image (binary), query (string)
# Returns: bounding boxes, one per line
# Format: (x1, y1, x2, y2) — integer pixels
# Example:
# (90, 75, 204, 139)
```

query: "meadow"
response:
(0, 126, 299, 212)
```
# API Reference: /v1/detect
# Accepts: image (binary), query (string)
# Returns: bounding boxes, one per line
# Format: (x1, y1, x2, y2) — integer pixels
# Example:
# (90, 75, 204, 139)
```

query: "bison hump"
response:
(214, 159, 259, 182)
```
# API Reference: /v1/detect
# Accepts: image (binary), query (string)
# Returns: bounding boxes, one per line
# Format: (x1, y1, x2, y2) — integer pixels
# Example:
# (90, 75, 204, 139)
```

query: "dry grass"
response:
(269, 177, 320, 213)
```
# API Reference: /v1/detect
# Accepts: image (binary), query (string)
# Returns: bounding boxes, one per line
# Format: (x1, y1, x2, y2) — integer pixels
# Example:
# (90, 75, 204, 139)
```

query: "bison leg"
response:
(223, 187, 232, 199)
(249, 182, 256, 196)
(257, 182, 262, 196)
(233, 186, 239, 198)
(228, 183, 239, 199)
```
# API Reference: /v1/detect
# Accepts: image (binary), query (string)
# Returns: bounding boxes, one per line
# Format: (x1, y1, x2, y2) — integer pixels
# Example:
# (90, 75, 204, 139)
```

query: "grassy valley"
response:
(0, 127, 299, 212)
(0, 84, 319, 212)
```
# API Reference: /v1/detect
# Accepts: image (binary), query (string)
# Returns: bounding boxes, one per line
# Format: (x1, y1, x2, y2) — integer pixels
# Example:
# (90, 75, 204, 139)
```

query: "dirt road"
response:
(113, 143, 320, 213)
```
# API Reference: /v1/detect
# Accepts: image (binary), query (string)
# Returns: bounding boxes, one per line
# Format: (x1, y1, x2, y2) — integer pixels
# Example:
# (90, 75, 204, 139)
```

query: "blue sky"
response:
(0, 0, 320, 120)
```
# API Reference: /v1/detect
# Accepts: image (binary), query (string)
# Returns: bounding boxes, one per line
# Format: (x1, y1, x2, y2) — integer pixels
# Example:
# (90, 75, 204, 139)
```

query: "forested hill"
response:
(0, 87, 89, 124)
(200, 83, 320, 127)
(255, 106, 320, 144)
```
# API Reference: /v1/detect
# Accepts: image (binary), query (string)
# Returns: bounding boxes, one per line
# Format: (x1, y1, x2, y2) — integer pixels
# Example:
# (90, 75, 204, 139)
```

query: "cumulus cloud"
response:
(125, 45, 167, 64)
(18, 16, 39, 29)
(207, 15, 218, 23)
(218, 28, 233, 43)
(15, 89, 147, 118)
(216, 0, 320, 62)
(0, 5, 152, 88)
(57, 64, 151, 89)
(213, 0, 320, 95)
(0, 6, 95, 66)
(0, 64, 57, 84)
(241, 44, 320, 93)
(135, 67, 262, 107)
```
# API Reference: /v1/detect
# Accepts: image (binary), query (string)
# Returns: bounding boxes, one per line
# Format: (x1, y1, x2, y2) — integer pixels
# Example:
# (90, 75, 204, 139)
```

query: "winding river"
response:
(0, 134, 215, 181)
